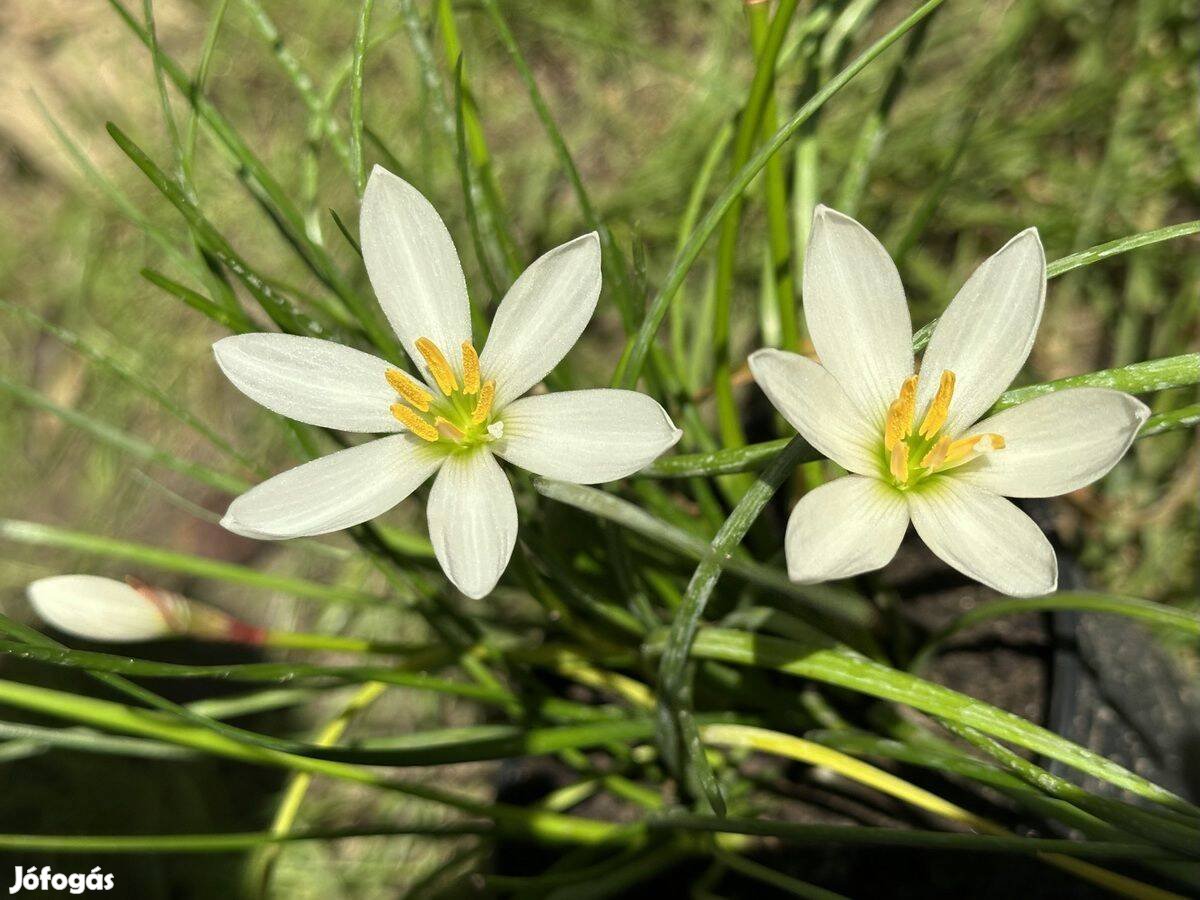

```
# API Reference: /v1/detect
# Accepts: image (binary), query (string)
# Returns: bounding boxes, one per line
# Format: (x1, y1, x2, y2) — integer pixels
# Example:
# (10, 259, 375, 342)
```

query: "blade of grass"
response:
(140, 267, 252, 332)
(236, 0, 351, 171)
(476, 0, 639, 334)
(434, 0, 521, 277)
(656, 436, 812, 815)
(648, 814, 1187, 861)
(108, 121, 339, 341)
(615, 0, 946, 388)
(531, 477, 876, 636)
(710, 0, 802, 454)
(912, 223, 1200, 350)
(0, 518, 387, 606)
(701, 723, 1183, 898)
(911, 592, 1200, 673)
(0, 374, 247, 494)
(669, 123, 733, 384)
(350, 0, 375, 194)
(667, 626, 1199, 815)
(937, 721, 1200, 857)
(834, 7, 936, 214)
(0, 677, 629, 846)
(0, 300, 260, 475)
(106, 0, 401, 357)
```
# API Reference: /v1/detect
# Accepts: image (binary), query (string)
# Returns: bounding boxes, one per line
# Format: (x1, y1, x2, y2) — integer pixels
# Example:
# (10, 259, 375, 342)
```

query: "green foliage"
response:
(1, 0, 1197, 897)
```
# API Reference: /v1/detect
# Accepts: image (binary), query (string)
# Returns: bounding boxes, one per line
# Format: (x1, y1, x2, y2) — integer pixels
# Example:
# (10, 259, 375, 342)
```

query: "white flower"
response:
(215, 166, 681, 599)
(28, 575, 192, 642)
(749, 207, 1149, 598)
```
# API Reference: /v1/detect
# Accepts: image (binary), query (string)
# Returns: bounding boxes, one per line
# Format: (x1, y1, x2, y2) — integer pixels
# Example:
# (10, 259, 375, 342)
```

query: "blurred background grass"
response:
(0, 0, 1197, 895)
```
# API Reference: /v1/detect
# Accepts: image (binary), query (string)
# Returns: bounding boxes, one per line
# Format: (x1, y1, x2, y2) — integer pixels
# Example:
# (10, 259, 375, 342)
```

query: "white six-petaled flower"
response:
(215, 166, 681, 599)
(750, 206, 1149, 598)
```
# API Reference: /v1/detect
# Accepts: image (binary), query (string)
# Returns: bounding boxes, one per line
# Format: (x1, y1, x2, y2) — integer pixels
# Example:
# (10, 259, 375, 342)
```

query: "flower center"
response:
(386, 338, 500, 448)
(882, 369, 1004, 489)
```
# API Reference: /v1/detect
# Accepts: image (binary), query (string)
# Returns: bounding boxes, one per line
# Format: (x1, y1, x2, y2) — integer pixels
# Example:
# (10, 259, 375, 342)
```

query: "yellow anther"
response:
(415, 337, 458, 396)
(919, 370, 956, 438)
(884, 401, 905, 452)
(391, 403, 438, 442)
(941, 432, 1005, 470)
(889, 441, 909, 483)
(884, 375, 919, 451)
(471, 380, 496, 425)
(461, 341, 481, 395)
(919, 435, 952, 471)
(385, 368, 432, 412)
(434, 416, 466, 442)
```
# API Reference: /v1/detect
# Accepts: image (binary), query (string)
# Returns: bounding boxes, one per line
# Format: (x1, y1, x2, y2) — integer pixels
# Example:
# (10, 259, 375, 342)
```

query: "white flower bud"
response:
(27, 575, 191, 642)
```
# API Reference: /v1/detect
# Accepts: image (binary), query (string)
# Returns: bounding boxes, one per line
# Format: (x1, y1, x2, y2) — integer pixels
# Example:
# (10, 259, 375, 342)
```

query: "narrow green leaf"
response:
(0, 374, 248, 494)
(710, 0, 802, 452)
(532, 477, 877, 636)
(912, 591, 1200, 673)
(0, 299, 260, 474)
(477, 0, 640, 333)
(236, 0, 351, 170)
(140, 267, 252, 332)
(0, 721, 191, 761)
(107, 121, 334, 341)
(350, 0, 375, 194)
(994, 353, 1200, 410)
(657, 437, 811, 815)
(0, 518, 386, 606)
(0, 826, 491, 854)
(616, 0, 946, 388)
(939, 721, 1200, 857)
(669, 626, 1198, 815)
(912, 227, 1200, 350)
(106, 0, 402, 358)
(649, 814, 1185, 860)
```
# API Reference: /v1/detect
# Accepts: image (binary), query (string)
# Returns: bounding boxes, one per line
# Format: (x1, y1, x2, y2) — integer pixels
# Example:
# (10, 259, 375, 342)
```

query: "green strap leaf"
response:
(665, 625, 1199, 817)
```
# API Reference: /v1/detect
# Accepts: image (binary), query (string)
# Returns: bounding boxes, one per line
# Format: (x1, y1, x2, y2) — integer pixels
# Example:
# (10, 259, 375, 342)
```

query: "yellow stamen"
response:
(471, 380, 496, 425)
(385, 368, 433, 412)
(884, 401, 905, 452)
(919, 435, 952, 471)
(415, 337, 458, 396)
(461, 341, 481, 395)
(884, 375, 919, 451)
(390, 403, 438, 442)
(889, 442, 909, 483)
(941, 432, 1005, 470)
(434, 416, 466, 442)
(919, 370, 956, 438)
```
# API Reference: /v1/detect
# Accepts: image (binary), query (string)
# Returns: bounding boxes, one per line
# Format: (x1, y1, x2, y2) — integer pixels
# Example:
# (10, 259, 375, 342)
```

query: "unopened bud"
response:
(26, 575, 263, 645)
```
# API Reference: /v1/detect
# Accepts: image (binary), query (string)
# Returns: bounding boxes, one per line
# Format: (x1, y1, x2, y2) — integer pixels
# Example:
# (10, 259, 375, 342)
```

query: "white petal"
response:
(957, 389, 1149, 498)
(28, 575, 176, 642)
(494, 389, 681, 483)
(480, 233, 602, 409)
(426, 449, 517, 599)
(222, 434, 443, 539)
(917, 229, 1046, 435)
(748, 349, 881, 477)
(213, 333, 402, 432)
(907, 478, 1057, 597)
(360, 166, 472, 383)
(802, 206, 913, 428)
(785, 476, 909, 582)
